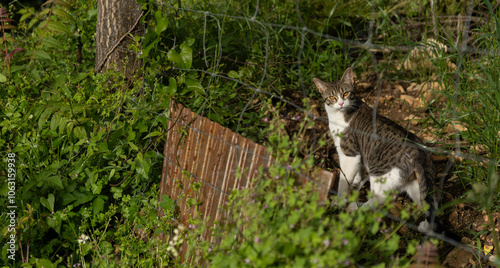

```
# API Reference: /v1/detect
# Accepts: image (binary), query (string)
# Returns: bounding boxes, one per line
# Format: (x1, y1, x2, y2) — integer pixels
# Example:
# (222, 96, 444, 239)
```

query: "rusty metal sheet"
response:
(159, 102, 335, 251)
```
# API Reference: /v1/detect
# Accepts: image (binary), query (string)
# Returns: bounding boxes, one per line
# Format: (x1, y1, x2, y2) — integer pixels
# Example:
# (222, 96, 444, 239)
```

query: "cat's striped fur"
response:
(314, 68, 441, 233)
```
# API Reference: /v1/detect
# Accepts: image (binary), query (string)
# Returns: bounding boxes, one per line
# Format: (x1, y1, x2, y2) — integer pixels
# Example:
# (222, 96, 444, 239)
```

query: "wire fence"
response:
(112, 0, 499, 265)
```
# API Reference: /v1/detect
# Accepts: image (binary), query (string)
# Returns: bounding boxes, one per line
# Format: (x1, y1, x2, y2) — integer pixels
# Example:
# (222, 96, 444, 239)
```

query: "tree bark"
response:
(95, 0, 144, 78)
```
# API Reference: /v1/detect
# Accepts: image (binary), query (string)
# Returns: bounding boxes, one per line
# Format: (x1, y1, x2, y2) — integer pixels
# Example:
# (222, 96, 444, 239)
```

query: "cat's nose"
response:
(339, 102, 344, 107)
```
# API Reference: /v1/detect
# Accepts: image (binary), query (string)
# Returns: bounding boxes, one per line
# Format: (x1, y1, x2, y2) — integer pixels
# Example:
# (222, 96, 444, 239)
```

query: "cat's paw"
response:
(347, 202, 361, 211)
(330, 197, 348, 208)
(418, 220, 432, 233)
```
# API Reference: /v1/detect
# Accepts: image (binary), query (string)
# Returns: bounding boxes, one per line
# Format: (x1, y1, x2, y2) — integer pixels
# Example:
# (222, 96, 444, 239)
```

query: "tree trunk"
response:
(95, 0, 144, 79)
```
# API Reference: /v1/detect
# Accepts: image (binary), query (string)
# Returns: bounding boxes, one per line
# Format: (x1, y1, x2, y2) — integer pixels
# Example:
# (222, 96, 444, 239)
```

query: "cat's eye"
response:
(343, 92, 350, 98)
(327, 96, 337, 102)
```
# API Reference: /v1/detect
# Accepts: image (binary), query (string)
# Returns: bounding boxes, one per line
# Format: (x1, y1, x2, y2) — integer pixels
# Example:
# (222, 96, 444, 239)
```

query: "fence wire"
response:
(117, 0, 499, 265)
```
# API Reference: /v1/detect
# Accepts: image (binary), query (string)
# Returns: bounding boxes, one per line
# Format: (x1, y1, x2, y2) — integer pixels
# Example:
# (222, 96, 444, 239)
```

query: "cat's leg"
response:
(335, 153, 362, 207)
(405, 179, 435, 232)
(349, 168, 402, 211)
(353, 164, 368, 190)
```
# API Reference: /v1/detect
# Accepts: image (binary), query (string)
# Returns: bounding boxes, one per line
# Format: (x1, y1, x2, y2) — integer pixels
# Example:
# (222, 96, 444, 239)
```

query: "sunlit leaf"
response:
(40, 193, 55, 212)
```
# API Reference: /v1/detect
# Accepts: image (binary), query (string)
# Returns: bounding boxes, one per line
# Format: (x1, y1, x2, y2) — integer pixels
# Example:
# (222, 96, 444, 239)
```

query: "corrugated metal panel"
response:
(159, 102, 335, 258)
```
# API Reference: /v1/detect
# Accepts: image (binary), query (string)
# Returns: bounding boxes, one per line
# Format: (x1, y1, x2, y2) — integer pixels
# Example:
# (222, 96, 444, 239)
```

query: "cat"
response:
(314, 67, 441, 233)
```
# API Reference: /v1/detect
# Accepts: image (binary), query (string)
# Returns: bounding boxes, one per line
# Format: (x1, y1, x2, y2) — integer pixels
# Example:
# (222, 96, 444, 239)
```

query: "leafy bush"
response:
(182, 117, 420, 267)
(1, 0, 499, 266)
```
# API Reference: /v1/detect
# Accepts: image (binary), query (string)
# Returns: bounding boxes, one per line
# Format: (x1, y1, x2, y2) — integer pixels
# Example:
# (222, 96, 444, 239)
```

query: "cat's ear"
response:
(313, 78, 328, 94)
(340, 68, 354, 85)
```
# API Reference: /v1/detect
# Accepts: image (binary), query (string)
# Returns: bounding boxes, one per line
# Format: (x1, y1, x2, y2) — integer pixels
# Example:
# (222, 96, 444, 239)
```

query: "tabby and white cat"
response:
(314, 68, 438, 232)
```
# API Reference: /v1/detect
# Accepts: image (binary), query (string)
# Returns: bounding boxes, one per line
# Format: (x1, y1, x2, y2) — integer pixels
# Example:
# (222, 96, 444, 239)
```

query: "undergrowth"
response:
(0, 0, 499, 267)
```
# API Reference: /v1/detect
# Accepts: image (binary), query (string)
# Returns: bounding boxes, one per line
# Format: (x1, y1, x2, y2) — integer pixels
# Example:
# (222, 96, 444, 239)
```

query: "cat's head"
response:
(313, 68, 359, 112)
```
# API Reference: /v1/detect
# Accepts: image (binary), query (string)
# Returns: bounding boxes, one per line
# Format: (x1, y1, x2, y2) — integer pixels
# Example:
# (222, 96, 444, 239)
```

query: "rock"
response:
(382, 80, 392, 91)
(421, 82, 446, 104)
(448, 211, 458, 223)
(403, 39, 451, 72)
(443, 247, 477, 268)
(394, 84, 405, 93)
(404, 115, 422, 126)
(423, 90, 435, 103)
(431, 154, 448, 162)
(400, 94, 427, 110)
(407, 82, 417, 92)
(461, 237, 471, 244)
(421, 133, 440, 143)
(401, 94, 416, 105)
(378, 96, 393, 103)
(472, 144, 489, 155)
(401, 95, 425, 109)
(445, 121, 468, 133)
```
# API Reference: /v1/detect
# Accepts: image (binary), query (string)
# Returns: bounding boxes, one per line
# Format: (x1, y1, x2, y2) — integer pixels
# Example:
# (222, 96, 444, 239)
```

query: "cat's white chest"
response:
(325, 104, 349, 147)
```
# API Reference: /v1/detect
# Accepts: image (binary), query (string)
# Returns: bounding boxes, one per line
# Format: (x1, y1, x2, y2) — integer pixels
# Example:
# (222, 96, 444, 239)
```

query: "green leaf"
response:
(47, 216, 62, 234)
(31, 68, 41, 81)
(43, 20, 71, 35)
(73, 72, 88, 84)
(141, 39, 158, 59)
(52, 8, 74, 22)
(73, 191, 95, 207)
(40, 193, 55, 212)
(167, 77, 177, 94)
(0, 72, 6, 83)
(91, 180, 102, 195)
(93, 196, 105, 215)
(108, 168, 116, 181)
(33, 50, 52, 61)
(184, 37, 195, 47)
(128, 141, 138, 151)
(50, 113, 60, 131)
(73, 126, 87, 140)
(100, 241, 113, 255)
(41, 36, 63, 49)
(154, 10, 168, 35)
(167, 39, 194, 69)
(160, 195, 174, 212)
(36, 258, 58, 268)
(167, 49, 184, 68)
(185, 78, 205, 95)
(46, 176, 64, 190)
(228, 70, 241, 79)
(144, 131, 162, 139)
(38, 108, 53, 130)
(179, 42, 193, 69)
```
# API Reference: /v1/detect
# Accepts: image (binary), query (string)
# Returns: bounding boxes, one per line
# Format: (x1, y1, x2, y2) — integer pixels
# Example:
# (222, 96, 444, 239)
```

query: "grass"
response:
(1, 0, 499, 266)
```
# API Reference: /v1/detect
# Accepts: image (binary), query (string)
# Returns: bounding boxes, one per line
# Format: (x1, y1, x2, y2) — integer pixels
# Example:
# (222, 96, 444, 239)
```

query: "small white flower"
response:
(77, 234, 89, 244)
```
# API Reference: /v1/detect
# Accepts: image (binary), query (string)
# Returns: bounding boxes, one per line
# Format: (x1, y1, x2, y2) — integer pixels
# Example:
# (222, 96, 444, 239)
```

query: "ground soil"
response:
(276, 73, 499, 267)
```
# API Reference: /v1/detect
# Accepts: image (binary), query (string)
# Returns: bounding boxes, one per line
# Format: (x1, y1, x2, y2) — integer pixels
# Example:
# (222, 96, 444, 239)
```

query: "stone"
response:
(443, 247, 477, 268)
(394, 84, 405, 93)
(445, 121, 468, 133)
(407, 82, 417, 92)
(401, 94, 416, 105)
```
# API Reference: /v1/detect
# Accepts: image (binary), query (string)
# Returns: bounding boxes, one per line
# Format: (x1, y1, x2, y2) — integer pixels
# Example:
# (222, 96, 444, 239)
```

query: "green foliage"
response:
(1, 0, 500, 266)
(182, 116, 419, 267)
(0, 1, 174, 266)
